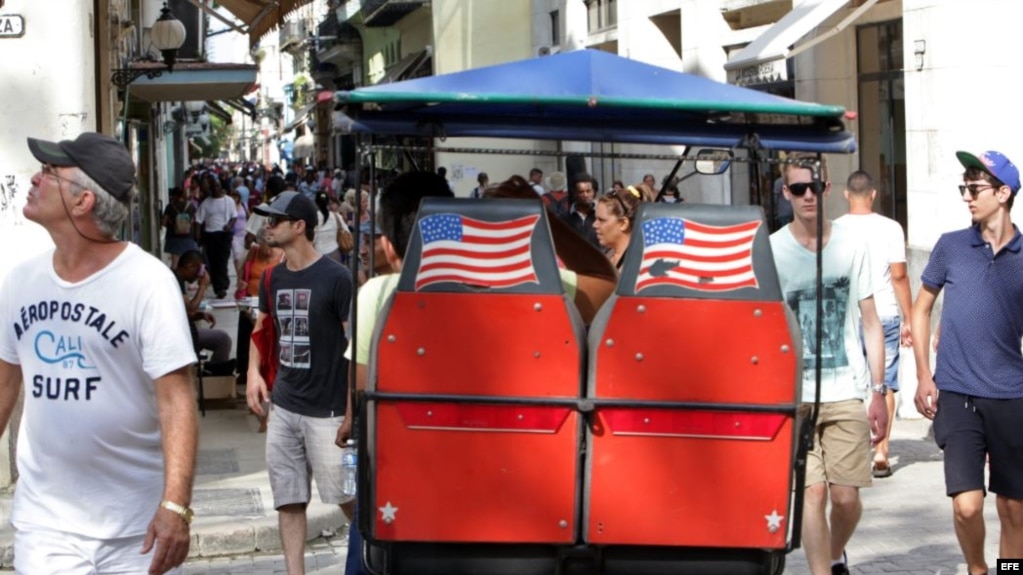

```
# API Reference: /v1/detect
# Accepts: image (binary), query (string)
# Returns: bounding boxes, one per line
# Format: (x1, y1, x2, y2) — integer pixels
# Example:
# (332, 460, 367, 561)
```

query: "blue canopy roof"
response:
(335, 49, 856, 153)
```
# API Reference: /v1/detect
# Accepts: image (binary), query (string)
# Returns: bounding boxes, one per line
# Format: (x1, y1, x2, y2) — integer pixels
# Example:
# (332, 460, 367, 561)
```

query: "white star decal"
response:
(765, 509, 784, 532)
(379, 501, 398, 524)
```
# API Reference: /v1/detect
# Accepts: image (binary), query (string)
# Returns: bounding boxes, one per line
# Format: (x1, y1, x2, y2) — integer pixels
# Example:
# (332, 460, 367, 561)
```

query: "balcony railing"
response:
(279, 19, 309, 51)
(362, 0, 428, 27)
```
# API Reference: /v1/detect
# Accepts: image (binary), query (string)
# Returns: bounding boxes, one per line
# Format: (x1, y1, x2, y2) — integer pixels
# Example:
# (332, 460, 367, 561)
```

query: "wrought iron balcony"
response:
(279, 19, 309, 51)
(361, 0, 429, 27)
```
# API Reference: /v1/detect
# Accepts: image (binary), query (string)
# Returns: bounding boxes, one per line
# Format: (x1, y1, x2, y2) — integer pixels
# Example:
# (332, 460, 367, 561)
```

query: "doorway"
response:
(857, 19, 906, 230)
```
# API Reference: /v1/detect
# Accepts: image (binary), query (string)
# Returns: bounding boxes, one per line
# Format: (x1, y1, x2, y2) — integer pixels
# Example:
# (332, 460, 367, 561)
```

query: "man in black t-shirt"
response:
(245, 192, 353, 575)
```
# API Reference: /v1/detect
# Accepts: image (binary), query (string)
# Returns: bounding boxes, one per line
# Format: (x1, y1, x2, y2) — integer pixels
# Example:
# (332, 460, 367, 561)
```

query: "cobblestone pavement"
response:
(183, 418, 1006, 575)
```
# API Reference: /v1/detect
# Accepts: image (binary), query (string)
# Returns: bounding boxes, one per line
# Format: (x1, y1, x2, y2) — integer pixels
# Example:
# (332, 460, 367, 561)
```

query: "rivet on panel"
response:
(605, 339, 615, 347)
(635, 353, 644, 361)
(518, 414, 525, 421)
(426, 411, 433, 417)
(735, 421, 741, 427)
(781, 345, 790, 353)
(643, 418, 651, 425)
(753, 308, 763, 318)
(534, 303, 543, 311)
(559, 520, 568, 528)
(751, 356, 759, 365)
(417, 348, 426, 356)
(637, 304, 646, 313)
(386, 335, 396, 344)
(534, 351, 541, 358)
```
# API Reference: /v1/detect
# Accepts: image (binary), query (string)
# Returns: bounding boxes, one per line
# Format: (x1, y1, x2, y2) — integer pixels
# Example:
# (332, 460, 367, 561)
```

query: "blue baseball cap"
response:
(956, 150, 1021, 195)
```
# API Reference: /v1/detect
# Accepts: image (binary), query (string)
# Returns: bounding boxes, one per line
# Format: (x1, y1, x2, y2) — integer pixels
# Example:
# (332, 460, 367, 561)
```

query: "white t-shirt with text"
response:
(0, 244, 196, 538)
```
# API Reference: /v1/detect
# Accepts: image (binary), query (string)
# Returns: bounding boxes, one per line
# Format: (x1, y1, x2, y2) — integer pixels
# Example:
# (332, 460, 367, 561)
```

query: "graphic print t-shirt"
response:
(260, 256, 352, 417)
(0, 244, 196, 538)
(770, 223, 879, 403)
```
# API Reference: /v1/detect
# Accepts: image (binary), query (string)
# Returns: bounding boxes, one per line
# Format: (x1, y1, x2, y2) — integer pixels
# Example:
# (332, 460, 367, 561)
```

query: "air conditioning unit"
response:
(537, 45, 560, 57)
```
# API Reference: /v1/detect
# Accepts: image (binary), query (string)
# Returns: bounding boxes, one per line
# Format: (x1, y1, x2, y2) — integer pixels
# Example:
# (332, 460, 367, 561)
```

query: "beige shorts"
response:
(802, 399, 872, 488)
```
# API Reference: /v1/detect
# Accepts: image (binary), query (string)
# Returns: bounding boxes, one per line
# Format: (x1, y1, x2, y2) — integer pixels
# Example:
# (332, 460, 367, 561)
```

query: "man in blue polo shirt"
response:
(912, 149, 1023, 575)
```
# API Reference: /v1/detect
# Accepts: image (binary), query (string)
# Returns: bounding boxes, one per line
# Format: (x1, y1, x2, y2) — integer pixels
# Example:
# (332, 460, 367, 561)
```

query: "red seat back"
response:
(368, 198, 586, 544)
(585, 203, 802, 550)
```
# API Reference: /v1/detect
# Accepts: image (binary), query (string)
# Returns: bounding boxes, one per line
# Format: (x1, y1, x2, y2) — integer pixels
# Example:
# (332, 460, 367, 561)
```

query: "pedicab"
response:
(336, 49, 854, 575)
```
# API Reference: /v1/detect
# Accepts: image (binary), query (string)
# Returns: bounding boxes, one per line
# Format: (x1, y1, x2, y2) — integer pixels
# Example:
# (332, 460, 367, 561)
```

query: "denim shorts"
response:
(860, 315, 902, 391)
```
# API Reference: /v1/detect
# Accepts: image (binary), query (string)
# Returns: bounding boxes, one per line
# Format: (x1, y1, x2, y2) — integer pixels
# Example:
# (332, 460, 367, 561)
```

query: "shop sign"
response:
(0, 15, 24, 38)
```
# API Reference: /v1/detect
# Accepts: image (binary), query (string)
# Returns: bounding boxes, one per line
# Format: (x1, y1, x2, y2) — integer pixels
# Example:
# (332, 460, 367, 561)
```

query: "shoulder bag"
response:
(251, 266, 278, 390)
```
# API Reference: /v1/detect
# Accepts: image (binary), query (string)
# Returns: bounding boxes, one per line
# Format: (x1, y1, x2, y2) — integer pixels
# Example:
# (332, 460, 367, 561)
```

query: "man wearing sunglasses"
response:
(912, 150, 1023, 575)
(246, 191, 355, 574)
(0, 133, 198, 574)
(770, 154, 888, 575)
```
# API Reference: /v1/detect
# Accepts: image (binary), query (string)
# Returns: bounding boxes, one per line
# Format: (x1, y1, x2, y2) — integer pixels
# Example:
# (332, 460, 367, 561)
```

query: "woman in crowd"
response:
(237, 234, 284, 432)
(162, 186, 198, 269)
(656, 182, 683, 203)
(313, 190, 351, 264)
(230, 189, 249, 293)
(594, 185, 643, 270)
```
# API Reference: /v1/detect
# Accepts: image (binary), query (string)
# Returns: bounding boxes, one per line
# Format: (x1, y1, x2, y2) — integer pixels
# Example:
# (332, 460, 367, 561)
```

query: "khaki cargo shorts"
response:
(802, 399, 872, 488)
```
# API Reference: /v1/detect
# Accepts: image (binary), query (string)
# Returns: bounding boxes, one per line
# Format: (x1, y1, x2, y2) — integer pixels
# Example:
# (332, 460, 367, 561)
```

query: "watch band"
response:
(160, 500, 194, 524)
(871, 383, 888, 395)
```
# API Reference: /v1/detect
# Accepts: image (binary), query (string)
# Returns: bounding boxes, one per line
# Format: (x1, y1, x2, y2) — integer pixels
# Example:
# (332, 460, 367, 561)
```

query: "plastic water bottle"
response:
(341, 440, 357, 498)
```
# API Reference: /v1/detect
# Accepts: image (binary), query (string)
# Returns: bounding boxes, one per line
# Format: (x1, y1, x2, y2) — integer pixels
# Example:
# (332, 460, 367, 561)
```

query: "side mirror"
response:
(694, 149, 734, 175)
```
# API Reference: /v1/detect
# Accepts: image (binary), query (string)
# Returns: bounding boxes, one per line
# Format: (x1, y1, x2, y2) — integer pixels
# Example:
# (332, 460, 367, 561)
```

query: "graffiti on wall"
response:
(0, 175, 22, 223)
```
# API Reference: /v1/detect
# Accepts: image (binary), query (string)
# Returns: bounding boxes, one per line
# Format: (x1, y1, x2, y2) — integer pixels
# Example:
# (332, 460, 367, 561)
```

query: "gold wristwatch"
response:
(160, 500, 194, 524)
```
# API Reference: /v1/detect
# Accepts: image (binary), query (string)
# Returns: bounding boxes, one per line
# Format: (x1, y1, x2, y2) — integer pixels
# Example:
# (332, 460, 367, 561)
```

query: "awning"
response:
(123, 62, 258, 102)
(724, 0, 878, 85)
(213, 0, 317, 48)
(205, 101, 234, 123)
(282, 102, 317, 134)
(376, 49, 431, 85)
(293, 133, 315, 159)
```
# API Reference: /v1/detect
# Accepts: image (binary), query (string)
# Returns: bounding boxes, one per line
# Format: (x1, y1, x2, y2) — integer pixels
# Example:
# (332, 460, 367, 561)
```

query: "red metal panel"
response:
(397, 403, 572, 433)
(587, 415, 793, 548)
(594, 298, 797, 405)
(371, 292, 582, 543)
(374, 403, 579, 543)
(376, 293, 581, 397)
(587, 297, 798, 548)
(601, 408, 786, 440)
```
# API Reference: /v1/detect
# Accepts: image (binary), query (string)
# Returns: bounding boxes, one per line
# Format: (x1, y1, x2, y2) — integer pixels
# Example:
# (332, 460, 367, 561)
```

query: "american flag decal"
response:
(415, 213, 541, 290)
(635, 217, 761, 293)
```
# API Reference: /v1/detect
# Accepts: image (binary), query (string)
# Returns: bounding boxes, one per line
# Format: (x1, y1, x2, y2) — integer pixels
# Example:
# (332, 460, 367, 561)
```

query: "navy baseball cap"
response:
(28, 133, 136, 203)
(956, 150, 1021, 195)
(254, 191, 318, 230)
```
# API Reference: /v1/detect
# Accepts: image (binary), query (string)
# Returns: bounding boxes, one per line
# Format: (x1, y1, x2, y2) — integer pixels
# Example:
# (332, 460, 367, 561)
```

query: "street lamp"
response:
(111, 3, 187, 90)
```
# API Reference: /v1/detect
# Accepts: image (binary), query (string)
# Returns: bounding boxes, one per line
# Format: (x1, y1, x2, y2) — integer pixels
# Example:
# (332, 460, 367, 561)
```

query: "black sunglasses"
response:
(958, 183, 999, 197)
(266, 214, 295, 227)
(787, 182, 824, 197)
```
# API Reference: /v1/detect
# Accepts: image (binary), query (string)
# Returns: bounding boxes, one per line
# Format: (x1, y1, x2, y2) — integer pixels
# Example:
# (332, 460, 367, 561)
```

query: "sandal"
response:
(872, 460, 893, 478)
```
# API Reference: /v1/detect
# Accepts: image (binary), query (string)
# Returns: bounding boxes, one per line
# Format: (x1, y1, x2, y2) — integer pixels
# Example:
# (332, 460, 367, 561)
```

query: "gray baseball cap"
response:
(28, 133, 136, 203)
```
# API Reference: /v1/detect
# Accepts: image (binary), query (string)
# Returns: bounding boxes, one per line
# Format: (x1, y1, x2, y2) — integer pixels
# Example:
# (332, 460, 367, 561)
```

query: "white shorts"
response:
(14, 525, 181, 575)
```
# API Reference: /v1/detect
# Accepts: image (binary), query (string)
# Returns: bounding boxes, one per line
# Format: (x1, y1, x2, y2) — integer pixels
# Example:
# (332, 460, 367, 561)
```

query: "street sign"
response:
(0, 15, 24, 38)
